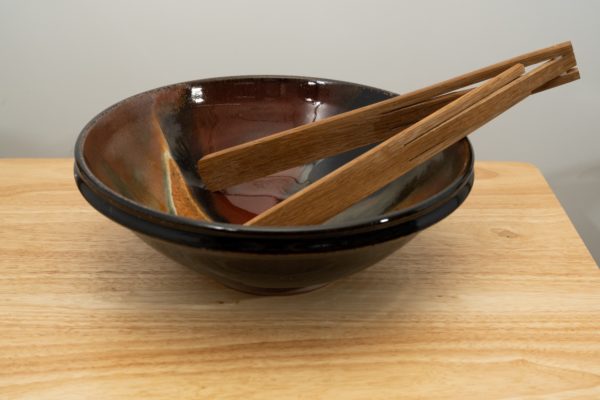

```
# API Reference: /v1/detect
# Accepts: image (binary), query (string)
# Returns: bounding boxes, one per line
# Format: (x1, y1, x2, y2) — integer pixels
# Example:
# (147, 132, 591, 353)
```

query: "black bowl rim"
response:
(74, 75, 474, 245)
(75, 166, 473, 253)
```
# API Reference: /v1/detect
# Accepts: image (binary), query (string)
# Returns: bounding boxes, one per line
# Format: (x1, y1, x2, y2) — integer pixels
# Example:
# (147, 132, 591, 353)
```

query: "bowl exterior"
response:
(137, 233, 415, 295)
(75, 165, 473, 294)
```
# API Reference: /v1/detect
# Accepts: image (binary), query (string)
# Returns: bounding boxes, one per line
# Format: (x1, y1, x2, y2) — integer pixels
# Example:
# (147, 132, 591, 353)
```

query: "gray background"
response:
(1, 0, 598, 263)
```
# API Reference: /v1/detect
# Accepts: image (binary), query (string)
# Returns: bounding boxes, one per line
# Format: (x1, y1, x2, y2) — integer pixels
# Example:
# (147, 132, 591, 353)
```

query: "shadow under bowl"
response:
(74, 75, 474, 295)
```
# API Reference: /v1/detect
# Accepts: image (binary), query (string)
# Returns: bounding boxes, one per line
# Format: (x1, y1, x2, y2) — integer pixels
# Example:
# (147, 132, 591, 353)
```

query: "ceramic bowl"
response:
(74, 76, 474, 295)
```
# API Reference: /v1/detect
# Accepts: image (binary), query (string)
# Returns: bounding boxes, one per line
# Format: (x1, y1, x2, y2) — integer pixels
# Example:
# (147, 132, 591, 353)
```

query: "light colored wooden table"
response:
(1, 159, 599, 399)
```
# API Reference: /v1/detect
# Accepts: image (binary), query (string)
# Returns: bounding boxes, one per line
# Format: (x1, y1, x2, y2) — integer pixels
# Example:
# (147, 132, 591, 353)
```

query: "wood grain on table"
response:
(0, 159, 599, 399)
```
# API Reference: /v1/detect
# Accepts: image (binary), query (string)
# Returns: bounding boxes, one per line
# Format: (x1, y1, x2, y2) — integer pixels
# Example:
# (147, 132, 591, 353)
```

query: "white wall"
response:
(1, 0, 599, 263)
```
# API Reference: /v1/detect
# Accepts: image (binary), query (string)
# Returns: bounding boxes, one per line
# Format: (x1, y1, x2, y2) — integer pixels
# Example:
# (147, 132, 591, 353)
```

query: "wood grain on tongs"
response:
(198, 42, 576, 191)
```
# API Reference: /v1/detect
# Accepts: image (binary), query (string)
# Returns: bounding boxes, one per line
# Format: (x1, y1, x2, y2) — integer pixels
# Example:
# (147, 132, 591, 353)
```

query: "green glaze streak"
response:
(161, 151, 177, 215)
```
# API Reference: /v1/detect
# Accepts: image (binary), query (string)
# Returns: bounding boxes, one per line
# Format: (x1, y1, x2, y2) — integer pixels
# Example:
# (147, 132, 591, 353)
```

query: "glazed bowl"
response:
(74, 76, 474, 295)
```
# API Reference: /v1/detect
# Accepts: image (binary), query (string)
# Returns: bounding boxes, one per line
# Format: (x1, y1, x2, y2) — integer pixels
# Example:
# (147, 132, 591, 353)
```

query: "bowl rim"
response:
(74, 74, 474, 240)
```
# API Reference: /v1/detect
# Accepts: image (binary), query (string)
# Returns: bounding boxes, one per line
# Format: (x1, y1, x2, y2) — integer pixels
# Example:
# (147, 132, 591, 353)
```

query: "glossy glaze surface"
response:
(75, 76, 474, 294)
(79, 77, 469, 226)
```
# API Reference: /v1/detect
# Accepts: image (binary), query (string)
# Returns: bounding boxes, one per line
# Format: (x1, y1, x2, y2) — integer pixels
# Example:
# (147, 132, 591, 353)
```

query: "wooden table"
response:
(1, 159, 599, 399)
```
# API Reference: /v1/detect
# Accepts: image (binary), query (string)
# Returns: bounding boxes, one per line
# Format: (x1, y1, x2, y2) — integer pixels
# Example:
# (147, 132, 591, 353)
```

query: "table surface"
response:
(1, 159, 599, 399)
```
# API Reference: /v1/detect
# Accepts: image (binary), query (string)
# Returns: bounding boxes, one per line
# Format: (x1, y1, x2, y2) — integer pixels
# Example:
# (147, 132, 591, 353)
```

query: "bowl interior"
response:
(81, 76, 471, 226)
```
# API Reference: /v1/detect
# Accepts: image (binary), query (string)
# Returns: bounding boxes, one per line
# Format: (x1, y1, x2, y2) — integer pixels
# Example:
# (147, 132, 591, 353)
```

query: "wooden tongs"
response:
(197, 42, 579, 226)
